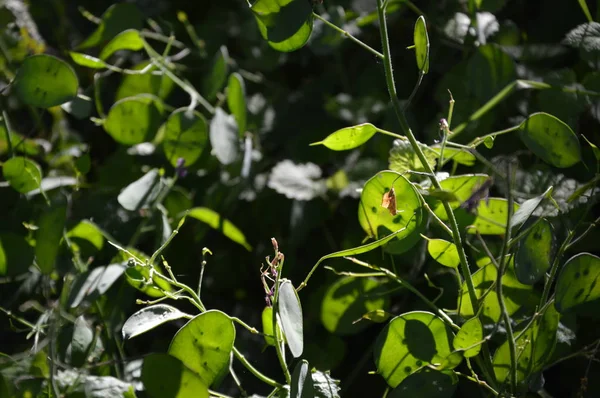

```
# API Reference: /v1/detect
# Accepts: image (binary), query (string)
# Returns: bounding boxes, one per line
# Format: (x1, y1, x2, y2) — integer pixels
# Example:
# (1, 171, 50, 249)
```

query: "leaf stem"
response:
(313, 13, 384, 59)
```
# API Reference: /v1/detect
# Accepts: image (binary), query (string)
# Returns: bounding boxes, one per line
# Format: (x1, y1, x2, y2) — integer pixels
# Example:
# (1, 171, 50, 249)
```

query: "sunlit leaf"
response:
(67, 220, 104, 252)
(426, 238, 460, 268)
(262, 306, 276, 346)
(142, 353, 208, 398)
(122, 304, 188, 339)
(291, 360, 314, 398)
(99, 29, 144, 60)
(268, 160, 326, 201)
(358, 171, 424, 254)
(161, 108, 208, 167)
(36, 205, 67, 274)
(321, 277, 389, 335)
(104, 95, 162, 145)
(209, 107, 239, 165)
(468, 198, 520, 235)
(251, 0, 314, 52)
(453, 317, 483, 357)
(69, 52, 107, 69)
(13, 54, 78, 108)
(555, 253, 600, 313)
(432, 174, 489, 220)
(563, 22, 600, 53)
(414, 16, 430, 74)
(227, 73, 247, 135)
(310, 123, 377, 151)
(188, 207, 252, 251)
(168, 310, 235, 386)
(515, 219, 555, 285)
(428, 146, 476, 166)
(116, 61, 174, 101)
(2, 156, 42, 193)
(68, 263, 127, 307)
(519, 112, 581, 168)
(374, 311, 457, 388)
(389, 139, 437, 174)
(312, 370, 342, 398)
(117, 169, 164, 211)
(278, 279, 304, 358)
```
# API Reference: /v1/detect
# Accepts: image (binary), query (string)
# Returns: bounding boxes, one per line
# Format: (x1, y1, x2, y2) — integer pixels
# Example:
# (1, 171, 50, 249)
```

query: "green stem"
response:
(313, 13, 384, 59)
(232, 346, 283, 388)
(496, 163, 517, 393)
(272, 256, 292, 384)
(375, 1, 497, 386)
(1, 110, 13, 157)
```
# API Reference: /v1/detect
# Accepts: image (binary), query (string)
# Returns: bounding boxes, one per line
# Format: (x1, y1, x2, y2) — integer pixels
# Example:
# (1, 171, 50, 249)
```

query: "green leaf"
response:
(104, 95, 162, 145)
(161, 108, 208, 167)
(389, 369, 457, 398)
(432, 174, 489, 220)
(555, 253, 600, 313)
(0, 233, 33, 276)
(467, 44, 516, 102)
(188, 207, 252, 251)
(117, 169, 163, 211)
(2, 156, 42, 193)
(70, 316, 103, 366)
(563, 22, 600, 53)
(116, 61, 174, 101)
(291, 360, 314, 398)
(358, 171, 424, 254)
(251, 0, 314, 52)
(414, 16, 430, 74)
(125, 263, 172, 298)
(13, 54, 78, 108)
(227, 73, 247, 135)
(68, 263, 127, 307)
(203, 46, 229, 101)
(122, 304, 188, 339)
(519, 112, 581, 168)
(69, 52, 107, 69)
(321, 277, 389, 335)
(36, 205, 67, 274)
(515, 219, 555, 285)
(493, 304, 560, 383)
(389, 139, 437, 174)
(77, 3, 143, 50)
(142, 353, 208, 398)
(67, 220, 104, 252)
(262, 306, 276, 346)
(168, 310, 235, 386)
(278, 279, 304, 358)
(99, 29, 144, 60)
(209, 108, 239, 165)
(374, 311, 457, 388)
(468, 198, 520, 235)
(426, 238, 460, 268)
(484, 136, 495, 148)
(359, 309, 393, 324)
(428, 146, 476, 166)
(458, 262, 532, 322)
(61, 94, 93, 120)
(510, 187, 552, 230)
(312, 370, 341, 398)
(310, 123, 377, 151)
(453, 317, 483, 357)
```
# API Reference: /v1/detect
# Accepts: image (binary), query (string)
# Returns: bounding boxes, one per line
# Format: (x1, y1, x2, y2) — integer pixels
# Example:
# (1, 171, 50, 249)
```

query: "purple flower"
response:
(175, 158, 187, 178)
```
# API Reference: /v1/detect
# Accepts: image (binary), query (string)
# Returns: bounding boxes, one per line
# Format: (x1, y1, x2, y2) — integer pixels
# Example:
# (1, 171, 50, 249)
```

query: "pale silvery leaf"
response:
(563, 22, 600, 52)
(268, 160, 326, 201)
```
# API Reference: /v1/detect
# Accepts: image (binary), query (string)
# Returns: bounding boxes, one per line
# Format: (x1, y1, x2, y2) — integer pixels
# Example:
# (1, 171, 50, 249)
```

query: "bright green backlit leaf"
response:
(515, 219, 555, 285)
(458, 262, 532, 322)
(188, 207, 252, 251)
(278, 279, 304, 358)
(432, 174, 489, 220)
(359, 309, 393, 324)
(227, 73, 247, 135)
(519, 112, 581, 168)
(453, 317, 483, 357)
(321, 277, 389, 335)
(118, 169, 163, 211)
(484, 136, 495, 148)
(161, 108, 208, 167)
(122, 304, 188, 339)
(291, 360, 314, 398)
(493, 304, 560, 383)
(555, 253, 600, 313)
(125, 263, 172, 298)
(168, 310, 235, 386)
(262, 306, 276, 346)
(428, 146, 476, 166)
(311, 123, 377, 151)
(104, 95, 162, 145)
(389, 369, 457, 398)
(77, 3, 143, 50)
(67, 220, 104, 251)
(69, 52, 107, 69)
(203, 46, 229, 101)
(251, 0, 314, 52)
(36, 205, 67, 274)
(468, 198, 520, 235)
(142, 353, 209, 398)
(116, 61, 174, 101)
(99, 29, 144, 60)
(2, 156, 42, 193)
(13, 54, 78, 108)
(389, 140, 437, 174)
(374, 311, 457, 388)
(358, 171, 424, 254)
(414, 16, 430, 74)
(426, 238, 460, 268)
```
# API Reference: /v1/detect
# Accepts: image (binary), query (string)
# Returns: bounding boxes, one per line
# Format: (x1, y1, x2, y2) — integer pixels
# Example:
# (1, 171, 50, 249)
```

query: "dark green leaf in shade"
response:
(35, 205, 67, 274)
(142, 353, 208, 398)
(2, 156, 42, 193)
(161, 108, 208, 167)
(77, 3, 143, 50)
(515, 219, 555, 285)
(104, 95, 162, 145)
